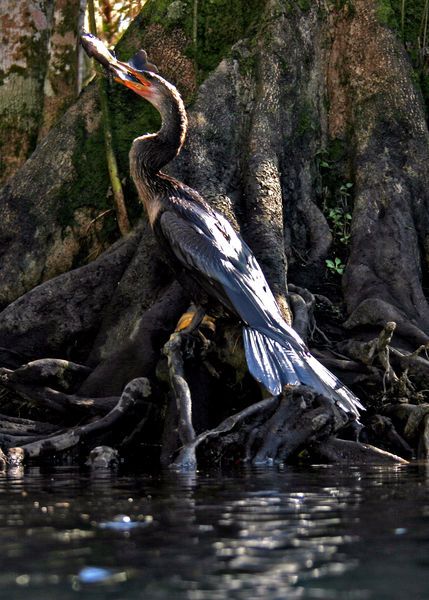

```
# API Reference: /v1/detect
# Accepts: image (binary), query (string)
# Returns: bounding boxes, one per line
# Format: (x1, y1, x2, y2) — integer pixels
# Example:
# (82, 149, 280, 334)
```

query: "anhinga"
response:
(80, 31, 363, 418)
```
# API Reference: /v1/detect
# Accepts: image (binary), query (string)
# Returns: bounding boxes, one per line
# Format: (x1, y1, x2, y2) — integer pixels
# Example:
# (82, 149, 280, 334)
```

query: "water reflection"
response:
(0, 463, 427, 598)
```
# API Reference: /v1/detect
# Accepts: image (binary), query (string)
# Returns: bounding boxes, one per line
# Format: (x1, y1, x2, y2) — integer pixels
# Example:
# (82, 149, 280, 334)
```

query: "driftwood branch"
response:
(7, 377, 151, 464)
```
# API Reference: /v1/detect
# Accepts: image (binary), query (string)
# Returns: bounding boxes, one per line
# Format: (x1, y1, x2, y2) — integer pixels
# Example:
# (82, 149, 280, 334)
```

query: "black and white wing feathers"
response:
(159, 197, 363, 416)
(159, 199, 294, 335)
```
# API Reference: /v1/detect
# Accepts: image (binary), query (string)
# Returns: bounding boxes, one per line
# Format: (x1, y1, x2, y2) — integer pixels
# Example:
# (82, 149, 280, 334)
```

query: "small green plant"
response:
(327, 204, 352, 244)
(316, 149, 354, 245)
(316, 302, 341, 314)
(318, 155, 332, 170)
(323, 179, 353, 245)
(326, 257, 346, 275)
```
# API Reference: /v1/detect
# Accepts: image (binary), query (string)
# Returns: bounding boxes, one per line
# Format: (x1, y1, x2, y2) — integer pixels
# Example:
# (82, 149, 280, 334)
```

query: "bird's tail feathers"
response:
(243, 327, 299, 396)
(242, 326, 363, 417)
(302, 352, 364, 416)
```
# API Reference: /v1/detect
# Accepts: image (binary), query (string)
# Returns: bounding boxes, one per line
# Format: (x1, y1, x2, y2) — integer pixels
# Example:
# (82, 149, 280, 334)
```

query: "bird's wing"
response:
(160, 201, 364, 414)
(159, 201, 304, 350)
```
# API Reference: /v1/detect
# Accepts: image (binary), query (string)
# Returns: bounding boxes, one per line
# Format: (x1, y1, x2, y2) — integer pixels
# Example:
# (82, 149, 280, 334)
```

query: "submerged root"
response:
(171, 386, 353, 469)
(162, 333, 196, 446)
(87, 446, 119, 469)
(309, 437, 408, 464)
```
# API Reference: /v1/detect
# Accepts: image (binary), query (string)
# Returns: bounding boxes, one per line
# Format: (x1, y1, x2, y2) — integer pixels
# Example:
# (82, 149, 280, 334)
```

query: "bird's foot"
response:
(171, 306, 215, 348)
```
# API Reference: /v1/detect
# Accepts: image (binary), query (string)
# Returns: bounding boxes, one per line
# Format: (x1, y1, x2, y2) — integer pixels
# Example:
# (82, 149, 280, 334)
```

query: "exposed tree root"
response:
(163, 333, 196, 446)
(311, 349, 382, 387)
(343, 299, 429, 350)
(309, 437, 408, 464)
(6, 377, 152, 464)
(87, 445, 119, 469)
(338, 322, 397, 375)
(1, 302, 425, 469)
(0, 365, 124, 420)
(6, 359, 92, 390)
(1, 287, 428, 470)
(171, 386, 352, 469)
(172, 395, 280, 469)
(288, 284, 316, 343)
(366, 414, 414, 459)
(382, 403, 429, 459)
(0, 413, 60, 436)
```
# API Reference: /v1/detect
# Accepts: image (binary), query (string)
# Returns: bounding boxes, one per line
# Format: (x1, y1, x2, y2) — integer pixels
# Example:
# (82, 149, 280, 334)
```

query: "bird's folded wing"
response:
(159, 207, 304, 350)
(159, 209, 233, 286)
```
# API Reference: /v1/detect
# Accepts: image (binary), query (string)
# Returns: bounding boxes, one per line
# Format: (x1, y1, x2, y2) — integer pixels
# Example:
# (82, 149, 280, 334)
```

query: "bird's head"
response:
(80, 29, 177, 114)
(80, 29, 187, 167)
(110, 60, 164, 108)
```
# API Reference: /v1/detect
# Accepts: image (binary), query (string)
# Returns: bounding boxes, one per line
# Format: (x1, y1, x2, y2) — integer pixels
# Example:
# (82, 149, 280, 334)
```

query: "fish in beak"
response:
(80, 29, 159, 98)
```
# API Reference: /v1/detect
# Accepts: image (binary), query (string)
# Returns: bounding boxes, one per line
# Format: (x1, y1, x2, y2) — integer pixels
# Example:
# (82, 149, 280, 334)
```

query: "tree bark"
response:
(328, 0, 429, 346)
(0, 0, 82, 187)
(37, 0, 81, 143)
(0, 0, 54, 185)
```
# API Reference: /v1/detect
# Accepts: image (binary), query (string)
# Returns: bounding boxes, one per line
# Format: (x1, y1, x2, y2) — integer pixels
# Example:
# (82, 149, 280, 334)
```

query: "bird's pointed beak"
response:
(109, 62, 154, 97)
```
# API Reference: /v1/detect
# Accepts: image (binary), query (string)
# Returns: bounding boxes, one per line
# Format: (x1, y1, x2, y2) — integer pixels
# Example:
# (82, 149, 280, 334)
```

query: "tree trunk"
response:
(0, 0, 54, 185)
(329, 0, 429, 347)
(37, 0, 81, 143)
(0, 0, 82, 187)
(0, 0, 428, 467)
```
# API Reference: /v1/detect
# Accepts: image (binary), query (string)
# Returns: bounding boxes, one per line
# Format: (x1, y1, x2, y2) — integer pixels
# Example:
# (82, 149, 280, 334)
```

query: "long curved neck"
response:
(130, 81, 187, 216)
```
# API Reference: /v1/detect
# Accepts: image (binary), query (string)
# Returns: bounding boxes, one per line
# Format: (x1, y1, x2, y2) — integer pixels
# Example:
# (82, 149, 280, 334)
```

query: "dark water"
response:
(0, 463, 428, 600)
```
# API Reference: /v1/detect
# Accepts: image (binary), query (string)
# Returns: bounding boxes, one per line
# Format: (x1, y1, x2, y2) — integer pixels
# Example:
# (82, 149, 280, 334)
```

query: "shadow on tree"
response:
(1, 0, 429, 469)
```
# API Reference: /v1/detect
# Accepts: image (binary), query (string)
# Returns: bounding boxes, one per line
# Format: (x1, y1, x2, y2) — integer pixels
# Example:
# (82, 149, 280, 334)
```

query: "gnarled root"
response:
(7, 377, 152, 464)
(160, 321, 218, 464)
(162, 333, 196, 446)
(0, 359, 122, 421)
(172, 386, 352, 469)
(338, 321, 397, 384)
(366, 414, 414, 459)
(382, 403, 429, 460)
